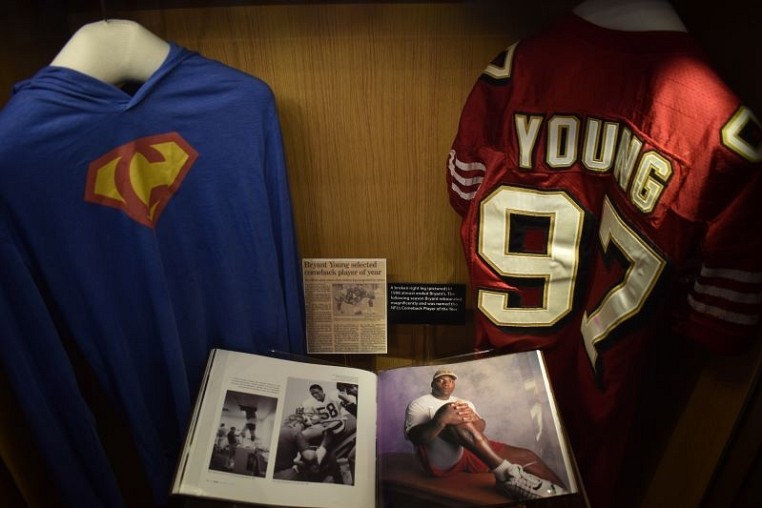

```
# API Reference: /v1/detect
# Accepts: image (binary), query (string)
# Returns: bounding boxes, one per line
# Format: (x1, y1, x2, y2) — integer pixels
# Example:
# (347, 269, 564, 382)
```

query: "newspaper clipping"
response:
(302, 258, 387, 354)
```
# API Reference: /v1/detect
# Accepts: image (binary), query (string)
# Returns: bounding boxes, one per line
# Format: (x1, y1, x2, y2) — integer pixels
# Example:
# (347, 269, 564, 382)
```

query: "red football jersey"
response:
(448, 14, 762, 507)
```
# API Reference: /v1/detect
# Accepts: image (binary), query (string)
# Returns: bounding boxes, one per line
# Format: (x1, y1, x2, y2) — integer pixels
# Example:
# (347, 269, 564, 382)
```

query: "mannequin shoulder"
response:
(573, 0, 687, 32)
(50, 19, 170, 85)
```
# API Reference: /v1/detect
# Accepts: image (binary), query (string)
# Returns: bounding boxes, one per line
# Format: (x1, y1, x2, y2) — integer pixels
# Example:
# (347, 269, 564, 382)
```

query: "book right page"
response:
(376, 351, 581, 507)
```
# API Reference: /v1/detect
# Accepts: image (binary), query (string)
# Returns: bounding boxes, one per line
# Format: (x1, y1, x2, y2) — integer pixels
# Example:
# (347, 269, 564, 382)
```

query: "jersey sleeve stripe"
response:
(699, 265, 762, 283)
(451, 182, 478, 200)
(448, 150, 487, 177)
(449, 165, 485, 186)
(448, 150, 485, 202)
(693, 281, 762, 304)
(687, 294, 760, 326)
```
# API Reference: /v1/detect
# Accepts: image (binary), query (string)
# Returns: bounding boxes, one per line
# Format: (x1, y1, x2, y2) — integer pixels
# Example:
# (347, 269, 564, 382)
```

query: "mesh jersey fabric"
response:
(447, 14, 762, 507)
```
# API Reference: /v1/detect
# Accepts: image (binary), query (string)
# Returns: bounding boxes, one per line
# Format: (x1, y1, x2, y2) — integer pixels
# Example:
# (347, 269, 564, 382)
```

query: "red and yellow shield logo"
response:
(85, 132, 198, 228)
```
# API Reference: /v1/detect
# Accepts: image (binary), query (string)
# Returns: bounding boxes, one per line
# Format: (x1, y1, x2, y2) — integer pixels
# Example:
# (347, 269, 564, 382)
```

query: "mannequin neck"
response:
(50, 19, 170, 85)
(573, 0, 687, 32)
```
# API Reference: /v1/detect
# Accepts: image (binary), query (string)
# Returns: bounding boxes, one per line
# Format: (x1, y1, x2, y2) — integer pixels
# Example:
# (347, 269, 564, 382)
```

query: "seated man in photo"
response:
(404, 369, 567, 500)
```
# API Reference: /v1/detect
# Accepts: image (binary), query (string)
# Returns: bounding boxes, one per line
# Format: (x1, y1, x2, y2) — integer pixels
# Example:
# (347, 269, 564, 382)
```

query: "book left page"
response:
(172, 349, 377, 508)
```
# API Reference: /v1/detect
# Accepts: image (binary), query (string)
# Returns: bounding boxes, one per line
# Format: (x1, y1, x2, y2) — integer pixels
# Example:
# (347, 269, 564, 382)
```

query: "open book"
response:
(172, 349, 583, 507)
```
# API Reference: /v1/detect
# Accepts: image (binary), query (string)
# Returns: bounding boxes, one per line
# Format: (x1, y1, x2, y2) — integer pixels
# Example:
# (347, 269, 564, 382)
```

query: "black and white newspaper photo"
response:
(302, 258, 387, 354)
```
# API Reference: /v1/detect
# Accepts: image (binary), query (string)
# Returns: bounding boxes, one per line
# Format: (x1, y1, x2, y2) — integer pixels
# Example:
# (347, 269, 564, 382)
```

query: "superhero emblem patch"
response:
(85, 132, 199, 228)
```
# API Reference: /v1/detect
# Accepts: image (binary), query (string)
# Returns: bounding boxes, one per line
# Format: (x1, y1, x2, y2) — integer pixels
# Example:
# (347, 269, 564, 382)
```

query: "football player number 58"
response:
(478, 186, 666, 366)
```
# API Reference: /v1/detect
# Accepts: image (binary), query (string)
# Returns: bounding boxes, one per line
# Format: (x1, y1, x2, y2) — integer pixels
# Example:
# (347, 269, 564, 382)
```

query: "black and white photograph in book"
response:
(274, 377, 358, 485)
(208, 391, 277, 478)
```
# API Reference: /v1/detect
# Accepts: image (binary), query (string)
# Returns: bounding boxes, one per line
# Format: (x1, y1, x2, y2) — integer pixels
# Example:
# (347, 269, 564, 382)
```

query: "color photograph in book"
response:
(376, 352, 579, 505)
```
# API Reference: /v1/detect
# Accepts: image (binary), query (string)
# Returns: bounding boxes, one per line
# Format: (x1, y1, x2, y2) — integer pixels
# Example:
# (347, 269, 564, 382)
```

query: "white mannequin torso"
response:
(50, 19, 170, 85)
(573, 0, 687, 32)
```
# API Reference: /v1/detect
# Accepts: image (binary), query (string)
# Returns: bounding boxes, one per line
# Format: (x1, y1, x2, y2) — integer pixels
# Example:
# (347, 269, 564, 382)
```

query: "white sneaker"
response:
(496, 464, 566, 500)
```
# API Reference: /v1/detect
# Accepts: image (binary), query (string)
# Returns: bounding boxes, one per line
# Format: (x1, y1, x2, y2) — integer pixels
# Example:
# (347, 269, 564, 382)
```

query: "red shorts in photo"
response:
(416, 440, 509, 477)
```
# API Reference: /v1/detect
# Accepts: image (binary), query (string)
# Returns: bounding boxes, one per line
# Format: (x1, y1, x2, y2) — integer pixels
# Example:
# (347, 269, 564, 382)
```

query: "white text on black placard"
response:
(387, 283, 465, 325)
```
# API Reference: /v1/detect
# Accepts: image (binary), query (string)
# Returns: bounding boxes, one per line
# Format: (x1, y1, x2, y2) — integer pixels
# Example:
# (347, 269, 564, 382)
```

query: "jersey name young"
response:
(514, 113, 671, 214)
(512, 107, 760, 215)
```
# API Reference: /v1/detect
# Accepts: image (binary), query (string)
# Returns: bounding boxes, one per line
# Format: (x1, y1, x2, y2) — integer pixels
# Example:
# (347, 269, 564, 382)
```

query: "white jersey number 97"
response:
(478, 186, 666, 368)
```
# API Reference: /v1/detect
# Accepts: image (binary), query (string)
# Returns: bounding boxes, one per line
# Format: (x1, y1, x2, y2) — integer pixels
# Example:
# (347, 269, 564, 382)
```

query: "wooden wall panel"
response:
(117, 3, 574, 287)
(641, 339, 762, 507)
